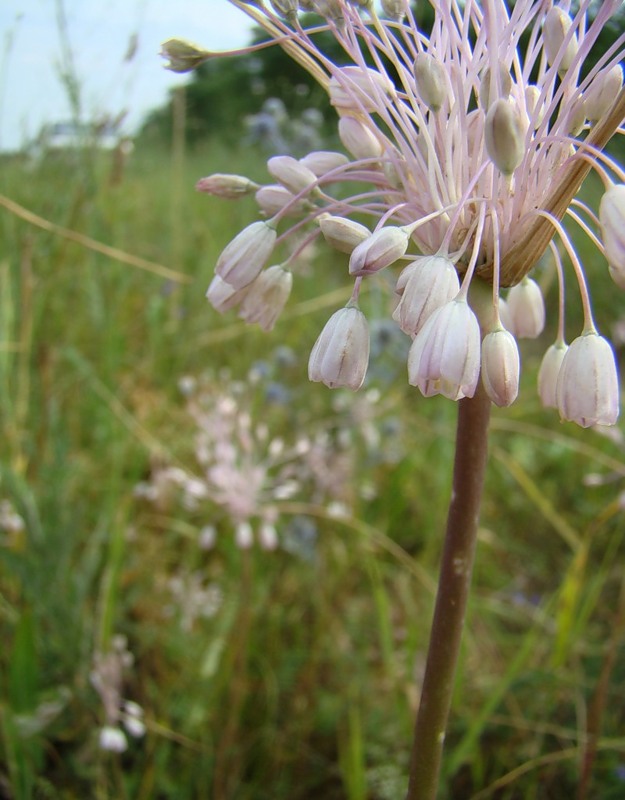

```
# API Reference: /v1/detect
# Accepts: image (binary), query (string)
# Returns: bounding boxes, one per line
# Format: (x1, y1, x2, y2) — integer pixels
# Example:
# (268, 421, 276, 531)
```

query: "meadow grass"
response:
(0, 137, 624, 800)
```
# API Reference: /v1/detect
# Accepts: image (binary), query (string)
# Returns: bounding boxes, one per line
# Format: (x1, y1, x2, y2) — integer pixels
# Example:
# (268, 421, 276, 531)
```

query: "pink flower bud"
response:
(414, 53, 448, 112)
(216, 221, 277, 290)
(318, 214, 371, 254)
(267, 155, 318, 194)
(206, 274, 249, 313)
(599, 184, 625, 287)
(255, 184, 309, 217)
(543, 6, 578, 74)
(196, 173, 259, 198)
(299, 150, 349, 176)
(556, 332, 619, 427)
(348, 226, 410, 276)
(407, 298, 481, 400)
(308, 306, 370, 390)
(238, 265, 293, 331)
(585, 64, 623, 122)
(481, 328, 520, 407)
(537, 341, 568, 409)
(329, 66, 395, 112)
(392, 254, 460, 335)
(506, 278, 545, 338)
(338, 116, 383, 160)
(485, 98, 527, 175)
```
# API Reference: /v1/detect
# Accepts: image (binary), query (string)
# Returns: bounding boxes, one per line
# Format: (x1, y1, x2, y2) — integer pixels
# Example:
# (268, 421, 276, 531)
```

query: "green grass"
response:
(0, 138, 624, 800)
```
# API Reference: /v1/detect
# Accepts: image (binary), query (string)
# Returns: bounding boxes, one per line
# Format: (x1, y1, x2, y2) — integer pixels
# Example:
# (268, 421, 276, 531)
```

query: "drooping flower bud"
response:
(407, 298, 481, 401)
(479, 62, 513, 109)
(413, 53, 448, 112)
(556, 332, 619, 427)
(196, 173, 259, 199)
(160, 39, 211, 72)
(543, 6, 578, 74)
(348, 226, 410, 276)
(392, 254, 460, 335)
(338, 116, 383, 160)
(481, 328, 520, 407)
(318, 214, 371, 254)
(537, 341, 568, 409)
(599, 183, 625, 287)
(206, 274, 250, 313)
(308, 306, 370, 390)
(267, 155, 318, 195)
(299, 150, 349, 176)
(216, 220, 277, 290)
(238, 265, 293, 331)
(506, 278, 545, 338)
(255, 184, 310, 217)
(485, 98, 527, 175)
(584, 64, 624, 122)
(329, 66, 395, 112)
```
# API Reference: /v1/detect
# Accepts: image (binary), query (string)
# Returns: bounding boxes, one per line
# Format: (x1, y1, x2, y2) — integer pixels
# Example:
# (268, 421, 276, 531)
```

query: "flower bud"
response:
(537, 341, 568, 409)
(556, 332, 619, 427)
(318, 214, 371, 254)
(329, 66, 395, 112)
(506, 278, 545, 338)
(308, 306, 370, 390)
(238, 265, 293, 331)
(481, 328, 520, 406)
(160, 39, 211, 72)
(267, 155, 318, 195)
(565, 92, 586, 137)
(270, 0, 298, 21)
(525, 85, 546, 129)
(585, 64, 623, 122)
(485, 98, 527, 175)
(392, 254, 460, 335)
(216, 220, 277, 290)
(206, 274, 249, 313)
(255, 184, 310, 217)
(348, 226, 410, 276)
(338, 116, 383, 160)
(407, 298, 481, 401)
(299, 150, 349, 176)
(381, 0, 406, 21)
(543, 6, 578, 74)
(196, 173, 259, 199)
(413, 53, 448, 112)
(479, 62, 513, 109)
(599, 183, 625, 285)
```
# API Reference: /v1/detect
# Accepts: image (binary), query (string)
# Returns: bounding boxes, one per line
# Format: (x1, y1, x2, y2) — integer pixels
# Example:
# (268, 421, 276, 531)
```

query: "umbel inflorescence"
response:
(164, 0, 625, 427)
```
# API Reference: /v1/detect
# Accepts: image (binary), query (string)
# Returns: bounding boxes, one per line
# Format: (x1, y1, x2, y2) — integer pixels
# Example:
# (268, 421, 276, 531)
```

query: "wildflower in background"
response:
(183, 0, 625, 426)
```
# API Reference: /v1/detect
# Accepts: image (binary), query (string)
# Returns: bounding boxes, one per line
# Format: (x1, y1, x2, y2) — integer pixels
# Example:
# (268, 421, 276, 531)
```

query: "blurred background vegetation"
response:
(1, 4, 625, 799)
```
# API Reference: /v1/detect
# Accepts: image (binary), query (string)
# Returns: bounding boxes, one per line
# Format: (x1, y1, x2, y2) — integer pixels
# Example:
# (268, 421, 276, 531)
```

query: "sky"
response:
(0, 0, 257, 152)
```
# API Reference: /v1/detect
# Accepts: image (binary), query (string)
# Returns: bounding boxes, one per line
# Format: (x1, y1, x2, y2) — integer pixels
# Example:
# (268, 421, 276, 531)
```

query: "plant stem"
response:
(406, 382, 492, 800)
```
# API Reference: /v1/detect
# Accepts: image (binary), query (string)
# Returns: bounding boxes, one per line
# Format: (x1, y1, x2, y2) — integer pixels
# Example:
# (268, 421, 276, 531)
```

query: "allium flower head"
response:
(193, 0, 625, 425)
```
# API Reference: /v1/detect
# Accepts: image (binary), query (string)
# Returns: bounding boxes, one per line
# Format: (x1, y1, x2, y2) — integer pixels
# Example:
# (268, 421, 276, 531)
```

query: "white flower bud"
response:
(506, 278, 545, 338)
(318, 214, 371, 254)
(338, 116, 383, 160)
(381, 0, 406, 21)
(392, 254, 460, 335)
(525, 85, 546, 129)
(537, 341, 568, 409)
(99, 726, 128, 753)
(216, 220, 277, 290)
(238, 265, 293, 331)
(479, 62, 513, 109)
(414, 53, 448, 112)
(196, 173, 259, 199)
(556, 332, 619, 427)
(485, 98, 527, 175)
(565, 92, 587, 137)
(267, 155, 318, 195)
(255, 184, 310, 217)
(308, 306, 370, 390)
(348, 226, 410, 276)
(299, 150, 349, 176)
(481, 328, 520, 407)
(206, 274, 249, 313)
(599, 183, 625, 286)
(160, 39, 211, 72)
(407, 298, 481, 401)
(329, 66, 395, 112)
(585, 64, 623, 122)
(543, 6, 578, 74)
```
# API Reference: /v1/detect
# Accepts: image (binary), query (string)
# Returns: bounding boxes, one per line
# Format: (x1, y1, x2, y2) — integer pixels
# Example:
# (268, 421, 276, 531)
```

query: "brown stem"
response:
(406, 382, 492, 800)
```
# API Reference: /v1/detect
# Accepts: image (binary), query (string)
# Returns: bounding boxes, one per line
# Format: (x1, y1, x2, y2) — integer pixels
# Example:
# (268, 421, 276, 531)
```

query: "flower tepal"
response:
(193, 0, 625, 426)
